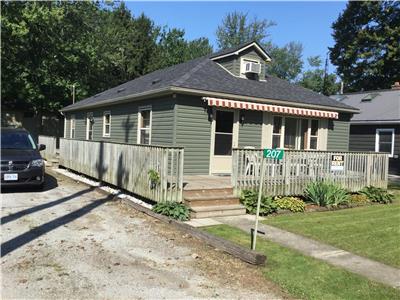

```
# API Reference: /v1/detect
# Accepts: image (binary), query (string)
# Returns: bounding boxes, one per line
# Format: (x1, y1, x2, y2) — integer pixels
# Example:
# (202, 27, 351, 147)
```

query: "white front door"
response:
(210, 109, 239, 174)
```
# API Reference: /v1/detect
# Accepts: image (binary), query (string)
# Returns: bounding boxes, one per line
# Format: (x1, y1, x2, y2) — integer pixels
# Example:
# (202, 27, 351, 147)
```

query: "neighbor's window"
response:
(103, 111, 111, 137)
(138, 106, 151, 144)
(86, 112, 94, 140)
(376, 129, 395, 157)
(70, 114, 75, 139)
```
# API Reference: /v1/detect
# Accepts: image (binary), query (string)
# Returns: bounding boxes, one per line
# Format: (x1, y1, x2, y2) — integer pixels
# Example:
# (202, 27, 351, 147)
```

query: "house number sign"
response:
(263, 148, 284, 160)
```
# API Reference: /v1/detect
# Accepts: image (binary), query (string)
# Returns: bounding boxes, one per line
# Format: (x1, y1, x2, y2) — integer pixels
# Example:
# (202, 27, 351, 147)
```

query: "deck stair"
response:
(184, 187, 246, 219)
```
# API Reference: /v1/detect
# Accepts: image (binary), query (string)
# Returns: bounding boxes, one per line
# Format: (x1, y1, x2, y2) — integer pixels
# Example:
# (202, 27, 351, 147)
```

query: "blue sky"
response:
(125, 1, 347, 71)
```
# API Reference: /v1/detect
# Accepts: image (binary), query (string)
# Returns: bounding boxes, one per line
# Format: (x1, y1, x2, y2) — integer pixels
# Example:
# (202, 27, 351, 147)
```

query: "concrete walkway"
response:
(215, 215, 400, 289)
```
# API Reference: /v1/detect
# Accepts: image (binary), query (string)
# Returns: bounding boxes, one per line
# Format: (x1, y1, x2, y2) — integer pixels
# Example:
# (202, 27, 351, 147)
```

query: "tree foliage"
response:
(298, 56, 339, 96)
(1, 1, 212, 114)
(265, 41, 304, 82)
(216, 11, 275, 49)
(330, 1, 400, 92)
(215, 11, 303, 81)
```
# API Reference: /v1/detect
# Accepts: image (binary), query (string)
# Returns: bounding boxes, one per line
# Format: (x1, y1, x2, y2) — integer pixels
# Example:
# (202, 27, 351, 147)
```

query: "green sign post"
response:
(252, 148, 285, 251)
(263, 148, 285, 160)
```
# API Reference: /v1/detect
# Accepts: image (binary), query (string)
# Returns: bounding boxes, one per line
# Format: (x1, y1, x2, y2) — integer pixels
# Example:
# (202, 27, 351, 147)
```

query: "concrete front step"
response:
(190, 204, 246, 219)
(185, 194, 240, 207)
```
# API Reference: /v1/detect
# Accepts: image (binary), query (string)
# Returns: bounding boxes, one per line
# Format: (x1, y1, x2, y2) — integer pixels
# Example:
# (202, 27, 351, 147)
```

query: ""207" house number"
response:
(263, 148, 284, 160)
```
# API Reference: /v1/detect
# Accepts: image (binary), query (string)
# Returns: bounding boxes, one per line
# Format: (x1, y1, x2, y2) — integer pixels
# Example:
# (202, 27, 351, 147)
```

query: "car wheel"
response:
(36, 182, 44, 191)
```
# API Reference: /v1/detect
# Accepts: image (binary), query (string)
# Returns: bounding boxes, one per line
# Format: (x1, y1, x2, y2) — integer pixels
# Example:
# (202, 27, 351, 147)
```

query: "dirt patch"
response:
(1, 169, 289, 299)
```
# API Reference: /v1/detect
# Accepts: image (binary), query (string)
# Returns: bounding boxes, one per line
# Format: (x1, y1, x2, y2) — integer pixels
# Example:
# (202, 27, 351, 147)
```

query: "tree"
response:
(265, 42, 303, 82)
(298, 56, 339, 96)
(215, 11, 303, 81)
(1, 0, 212, 120)
(216, 11, 275, 49)
(330, 1, 400, 92)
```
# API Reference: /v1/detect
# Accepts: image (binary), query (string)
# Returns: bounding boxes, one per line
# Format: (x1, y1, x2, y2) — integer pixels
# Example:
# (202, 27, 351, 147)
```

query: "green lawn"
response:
(263, 189, 400, 268)
(204, 225, 400, 300)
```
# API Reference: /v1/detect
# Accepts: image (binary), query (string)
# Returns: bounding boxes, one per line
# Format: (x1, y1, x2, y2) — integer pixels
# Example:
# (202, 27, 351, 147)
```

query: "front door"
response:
(210, 109, 238, 174)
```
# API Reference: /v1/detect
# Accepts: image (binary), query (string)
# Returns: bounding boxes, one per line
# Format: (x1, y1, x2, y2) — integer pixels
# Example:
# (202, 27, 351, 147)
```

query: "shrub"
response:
(274, 197, 306, 213)
(304, 181, 349, 207)
(240, 189, 277, 215)
(359, 186, 394, 204)
(349, 193, 370, 205)
(152, 201, 190, 221)
(148, 169, 161, 189)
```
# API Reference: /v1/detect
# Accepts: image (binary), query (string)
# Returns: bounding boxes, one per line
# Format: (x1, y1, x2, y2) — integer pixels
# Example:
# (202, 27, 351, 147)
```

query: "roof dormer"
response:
(210, 41, 271, 80)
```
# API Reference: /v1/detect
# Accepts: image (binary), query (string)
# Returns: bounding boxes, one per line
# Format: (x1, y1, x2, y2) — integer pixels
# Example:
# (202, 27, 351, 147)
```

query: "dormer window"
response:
(240, 58, 261, 79)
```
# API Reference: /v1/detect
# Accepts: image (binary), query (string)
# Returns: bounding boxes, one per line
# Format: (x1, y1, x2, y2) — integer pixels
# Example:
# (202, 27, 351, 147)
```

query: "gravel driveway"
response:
(1, 169, 285, 299)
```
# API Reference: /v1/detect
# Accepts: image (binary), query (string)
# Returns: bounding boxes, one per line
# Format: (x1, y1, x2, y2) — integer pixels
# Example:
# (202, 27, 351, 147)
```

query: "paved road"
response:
(1, 169, 284, 299)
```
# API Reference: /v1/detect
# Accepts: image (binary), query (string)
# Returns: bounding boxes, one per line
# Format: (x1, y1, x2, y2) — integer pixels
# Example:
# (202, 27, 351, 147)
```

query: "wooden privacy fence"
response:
(232, 148, 389, 196)
(59, 138, 184, 203)
(38, 135, 57, 160)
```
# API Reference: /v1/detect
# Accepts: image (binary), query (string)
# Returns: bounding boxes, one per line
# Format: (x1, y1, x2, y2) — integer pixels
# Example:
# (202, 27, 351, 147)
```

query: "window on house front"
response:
(103, 111, 111, 137)
(272, 116, 282, 148)
(138, 107, 151, 144)
(272, 116, 319, 150)
(86, 113, 94, 140)
(70, 115, 75, 139)
(376, 129, 395, 157)
(309, 120, 319, 150)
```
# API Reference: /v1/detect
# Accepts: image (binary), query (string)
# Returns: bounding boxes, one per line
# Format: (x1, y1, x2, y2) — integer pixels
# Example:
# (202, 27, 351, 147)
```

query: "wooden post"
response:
(252, 156, 266, 251)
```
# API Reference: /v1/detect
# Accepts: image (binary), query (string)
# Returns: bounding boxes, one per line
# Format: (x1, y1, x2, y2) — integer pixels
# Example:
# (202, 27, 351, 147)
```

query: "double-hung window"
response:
(138, 106, 152, 145)
(70, 114, 75, 139)
(272, 116, 319, 150)
(103, 111, 111, 137)
(375, 129, 395, 157)
(86, 112, 94, 140)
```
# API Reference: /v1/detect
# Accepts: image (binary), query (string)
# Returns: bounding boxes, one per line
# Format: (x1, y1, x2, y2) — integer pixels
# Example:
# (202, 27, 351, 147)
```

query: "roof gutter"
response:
(351, 120, 400, 125)
(60, 86, 359, 114)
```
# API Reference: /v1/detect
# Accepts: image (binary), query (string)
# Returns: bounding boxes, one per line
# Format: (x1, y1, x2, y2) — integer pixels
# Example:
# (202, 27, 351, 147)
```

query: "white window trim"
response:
(86, 112, 93, 140)
(375, 128, 395, 157)
(137, 105, 152, 145)
(239, 57, 261, 78)
(70, 114, 75, 139)
(103, 111, 111, 137)
(271, 115, 322, 150)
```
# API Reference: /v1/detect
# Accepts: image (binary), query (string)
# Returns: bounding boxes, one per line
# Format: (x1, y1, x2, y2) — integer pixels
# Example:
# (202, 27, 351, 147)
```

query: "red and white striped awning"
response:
(204, 97, 339, 119)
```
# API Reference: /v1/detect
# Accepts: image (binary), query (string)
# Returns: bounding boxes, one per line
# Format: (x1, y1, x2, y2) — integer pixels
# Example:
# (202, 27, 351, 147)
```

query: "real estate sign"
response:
(263, 148, 284, 160)
(331, 154, 344, 171)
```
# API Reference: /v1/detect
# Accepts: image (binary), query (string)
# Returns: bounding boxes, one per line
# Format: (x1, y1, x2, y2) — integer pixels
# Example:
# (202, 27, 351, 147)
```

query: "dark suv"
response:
(1, 127, 46, 189)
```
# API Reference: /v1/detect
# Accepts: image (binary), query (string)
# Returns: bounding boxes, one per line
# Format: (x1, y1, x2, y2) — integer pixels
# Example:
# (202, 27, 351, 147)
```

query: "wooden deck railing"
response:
(232, 148, 389, 196)
(38, 135, 57, 160)
(59, 138, 184, 203)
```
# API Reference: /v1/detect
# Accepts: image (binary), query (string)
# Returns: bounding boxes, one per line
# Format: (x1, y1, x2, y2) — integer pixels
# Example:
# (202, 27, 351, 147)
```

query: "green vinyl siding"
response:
(175, 95, 211, 175)
(238, 110, 262, 148)
(64, 96, 175, 146)
(327, 114, 351, 151)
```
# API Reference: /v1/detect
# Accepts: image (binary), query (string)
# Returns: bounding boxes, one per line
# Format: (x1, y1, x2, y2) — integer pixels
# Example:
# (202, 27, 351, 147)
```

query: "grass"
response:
(204, 224, 400, 300)
(262, 187, 400, 268)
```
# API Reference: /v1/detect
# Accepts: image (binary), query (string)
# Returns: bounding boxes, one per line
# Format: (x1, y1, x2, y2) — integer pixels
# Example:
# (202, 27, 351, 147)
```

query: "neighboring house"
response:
(333, 84, 400, 175)
(61, 41, 358, 175)
(1, 99, 64, 142)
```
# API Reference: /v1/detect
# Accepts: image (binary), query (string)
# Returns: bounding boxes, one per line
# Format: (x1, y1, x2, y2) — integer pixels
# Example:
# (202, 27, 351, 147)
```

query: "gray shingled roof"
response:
(335, 89, 400, 123)
(62, 55, 357, 112)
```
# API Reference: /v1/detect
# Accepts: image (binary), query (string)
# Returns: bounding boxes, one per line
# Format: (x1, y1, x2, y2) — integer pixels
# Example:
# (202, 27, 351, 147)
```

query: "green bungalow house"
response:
(61, 41, 358, 177)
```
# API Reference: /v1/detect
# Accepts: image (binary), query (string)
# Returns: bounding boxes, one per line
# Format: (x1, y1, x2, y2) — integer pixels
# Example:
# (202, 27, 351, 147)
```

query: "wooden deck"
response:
(183, 175, 232, 190)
